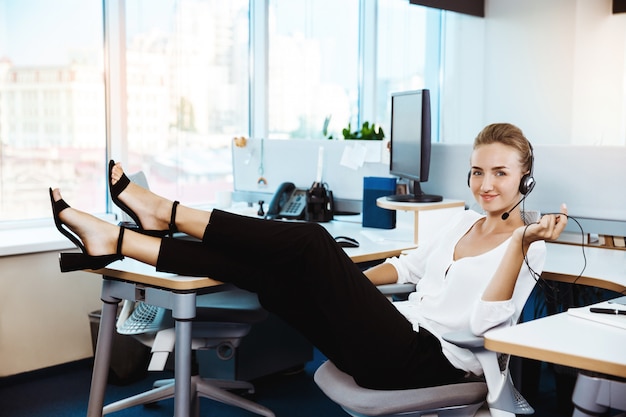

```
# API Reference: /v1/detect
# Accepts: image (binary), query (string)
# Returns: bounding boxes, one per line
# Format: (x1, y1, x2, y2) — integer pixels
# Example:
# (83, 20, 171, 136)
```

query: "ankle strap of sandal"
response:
(168, 201, 180, 236)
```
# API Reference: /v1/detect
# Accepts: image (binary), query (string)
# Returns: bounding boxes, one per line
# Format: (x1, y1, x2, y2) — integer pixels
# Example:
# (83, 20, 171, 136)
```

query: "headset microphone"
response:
(501, 194, 528, 220)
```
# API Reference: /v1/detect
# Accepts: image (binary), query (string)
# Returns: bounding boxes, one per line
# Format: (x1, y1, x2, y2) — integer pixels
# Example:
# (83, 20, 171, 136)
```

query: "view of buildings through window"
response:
(0, 0, 439, 223)
(0, 0, 106, 221)
(268, 0, 359, 140)
(124, 0, 248, 207)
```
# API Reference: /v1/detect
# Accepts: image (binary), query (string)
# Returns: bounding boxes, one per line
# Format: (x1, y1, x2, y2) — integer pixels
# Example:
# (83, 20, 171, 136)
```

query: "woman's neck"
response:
(482, 212, 524, 235)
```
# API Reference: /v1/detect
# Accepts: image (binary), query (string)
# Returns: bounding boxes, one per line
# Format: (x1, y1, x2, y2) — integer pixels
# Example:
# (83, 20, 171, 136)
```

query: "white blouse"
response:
(385, 210, 545, 375)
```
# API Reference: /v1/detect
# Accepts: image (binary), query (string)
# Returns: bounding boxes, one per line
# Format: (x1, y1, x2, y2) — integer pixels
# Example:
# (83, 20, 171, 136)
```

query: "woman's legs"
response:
(157, 210, 464, 389)
(52, 180, 464, 390)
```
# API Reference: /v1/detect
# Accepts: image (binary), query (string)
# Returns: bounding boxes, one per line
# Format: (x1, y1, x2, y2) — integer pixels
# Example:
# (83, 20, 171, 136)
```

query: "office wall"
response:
(0, 251, 101, 376)
(443, 0, 626, 146)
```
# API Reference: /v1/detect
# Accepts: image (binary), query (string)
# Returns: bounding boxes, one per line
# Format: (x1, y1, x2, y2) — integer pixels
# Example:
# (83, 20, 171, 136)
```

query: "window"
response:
(124, 0, 249, 205)
(0, 0, 444, 225)
(375, 0, 441, 141)
(0, 0, 106, 221)
(267, 0, 359, 140)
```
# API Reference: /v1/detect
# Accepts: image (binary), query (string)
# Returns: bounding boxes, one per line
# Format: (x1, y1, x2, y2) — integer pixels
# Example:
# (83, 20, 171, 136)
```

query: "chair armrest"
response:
(442, 330, 484, 349)
(376, 283, 416, 296)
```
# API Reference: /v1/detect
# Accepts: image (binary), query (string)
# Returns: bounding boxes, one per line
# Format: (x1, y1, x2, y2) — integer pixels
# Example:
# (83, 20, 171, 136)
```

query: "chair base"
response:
(102, 375, 274, 417)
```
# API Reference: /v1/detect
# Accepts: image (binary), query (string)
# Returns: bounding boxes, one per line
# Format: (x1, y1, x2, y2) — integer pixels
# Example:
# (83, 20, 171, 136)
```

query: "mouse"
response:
(334, 235, 360, 248)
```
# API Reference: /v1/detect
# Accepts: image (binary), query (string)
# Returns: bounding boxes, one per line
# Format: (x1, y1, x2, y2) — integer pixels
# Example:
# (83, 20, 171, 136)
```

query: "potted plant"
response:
(323, 116, 385, 140)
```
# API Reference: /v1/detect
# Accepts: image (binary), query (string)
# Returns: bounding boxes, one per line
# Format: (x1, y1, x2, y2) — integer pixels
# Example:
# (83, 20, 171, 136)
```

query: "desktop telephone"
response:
(265, 182, 307, 220)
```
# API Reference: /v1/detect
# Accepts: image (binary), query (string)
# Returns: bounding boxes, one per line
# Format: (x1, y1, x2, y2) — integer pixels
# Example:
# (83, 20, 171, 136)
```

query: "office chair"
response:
(315, 283, 534, 417)
(104, 170, 274, 417)
(571, 372, 626, 417)
(103, 289, 273, 417)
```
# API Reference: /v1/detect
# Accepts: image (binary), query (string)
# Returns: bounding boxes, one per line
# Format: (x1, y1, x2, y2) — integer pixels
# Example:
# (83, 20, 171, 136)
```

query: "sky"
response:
(0, 0, 102, 66)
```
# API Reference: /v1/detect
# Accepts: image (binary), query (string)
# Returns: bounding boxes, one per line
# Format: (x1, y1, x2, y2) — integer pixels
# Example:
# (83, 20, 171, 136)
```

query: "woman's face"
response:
(469, 142, 526, 215)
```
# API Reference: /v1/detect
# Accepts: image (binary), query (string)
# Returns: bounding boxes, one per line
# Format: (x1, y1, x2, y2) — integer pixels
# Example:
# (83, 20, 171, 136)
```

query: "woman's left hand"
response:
(516, 203, 568, 246)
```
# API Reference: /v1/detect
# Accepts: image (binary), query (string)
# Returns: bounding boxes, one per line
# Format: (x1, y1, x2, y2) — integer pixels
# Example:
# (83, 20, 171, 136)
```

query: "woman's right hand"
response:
(516, 203, 568, 247)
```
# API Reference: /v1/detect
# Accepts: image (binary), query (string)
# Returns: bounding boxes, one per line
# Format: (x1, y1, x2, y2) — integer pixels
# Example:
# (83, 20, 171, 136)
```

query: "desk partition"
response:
(232, 140, 626, 236)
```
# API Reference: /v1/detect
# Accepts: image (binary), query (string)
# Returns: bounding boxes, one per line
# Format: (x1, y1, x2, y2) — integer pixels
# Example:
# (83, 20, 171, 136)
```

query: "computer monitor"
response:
(386, 89, 442, 203)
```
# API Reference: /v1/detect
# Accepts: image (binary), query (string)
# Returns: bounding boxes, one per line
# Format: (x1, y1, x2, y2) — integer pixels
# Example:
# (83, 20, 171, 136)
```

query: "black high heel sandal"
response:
(108, 159, 179, 237)
(49, 188, 125, 272)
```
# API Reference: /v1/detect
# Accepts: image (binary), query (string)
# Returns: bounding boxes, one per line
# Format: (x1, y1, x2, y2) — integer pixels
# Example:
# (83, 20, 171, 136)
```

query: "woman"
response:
(49, 123, 567, 390)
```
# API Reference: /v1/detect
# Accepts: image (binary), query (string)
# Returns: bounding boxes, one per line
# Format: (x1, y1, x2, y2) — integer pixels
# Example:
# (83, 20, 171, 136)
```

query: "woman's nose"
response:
(480, 175, 494, 191)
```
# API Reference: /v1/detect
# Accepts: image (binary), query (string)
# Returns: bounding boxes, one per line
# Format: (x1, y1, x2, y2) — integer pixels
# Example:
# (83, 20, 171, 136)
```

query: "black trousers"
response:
(156, 209, 464, 389)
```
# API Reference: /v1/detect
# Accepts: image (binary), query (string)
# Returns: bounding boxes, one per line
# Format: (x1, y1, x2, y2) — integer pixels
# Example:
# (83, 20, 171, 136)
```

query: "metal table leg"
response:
(170, 292, 197, 417)
(86, 283, 121, 417)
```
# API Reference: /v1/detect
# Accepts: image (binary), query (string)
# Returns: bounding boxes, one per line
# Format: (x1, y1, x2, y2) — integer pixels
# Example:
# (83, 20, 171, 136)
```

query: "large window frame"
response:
(0, 0, 444, 229)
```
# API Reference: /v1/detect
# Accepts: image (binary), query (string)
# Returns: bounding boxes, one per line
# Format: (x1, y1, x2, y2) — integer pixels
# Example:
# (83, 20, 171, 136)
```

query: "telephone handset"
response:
(265, 182, 307, 220)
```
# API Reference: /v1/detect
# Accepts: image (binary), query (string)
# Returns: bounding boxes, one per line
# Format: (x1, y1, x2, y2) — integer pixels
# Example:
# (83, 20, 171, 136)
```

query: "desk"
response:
(486, 243, 626, 416)
(543, 242, 626, 293)
(376, 198, 465, 244)
(85, 219, 416, 417)
(485, 242, 626, 377)
(484, 306, 626, 378)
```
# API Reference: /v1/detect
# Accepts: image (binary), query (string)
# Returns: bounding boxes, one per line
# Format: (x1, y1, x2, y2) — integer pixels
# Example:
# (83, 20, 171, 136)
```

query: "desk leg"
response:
(412, 211, 420, 245)
(86, 294, 120, 417)
(172, 292, 197, 417)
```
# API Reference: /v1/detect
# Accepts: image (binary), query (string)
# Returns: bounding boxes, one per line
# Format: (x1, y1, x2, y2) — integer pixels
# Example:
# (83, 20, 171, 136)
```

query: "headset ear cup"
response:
(519, 174, 535, 195)
(467, 171, 471, 187)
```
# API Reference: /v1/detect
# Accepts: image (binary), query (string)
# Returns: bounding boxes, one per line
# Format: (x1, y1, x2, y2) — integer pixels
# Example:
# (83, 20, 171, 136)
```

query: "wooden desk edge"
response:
(350, 247, 415, 264)
(376, 198, 465, 212)
(484, 337, 626, 379)
(93, 267, 223, 291)
(541, 271, 626, 294)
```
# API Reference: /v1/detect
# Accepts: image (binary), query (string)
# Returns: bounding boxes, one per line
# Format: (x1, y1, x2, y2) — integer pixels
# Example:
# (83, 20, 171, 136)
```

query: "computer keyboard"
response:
(117, 302, 167, 335)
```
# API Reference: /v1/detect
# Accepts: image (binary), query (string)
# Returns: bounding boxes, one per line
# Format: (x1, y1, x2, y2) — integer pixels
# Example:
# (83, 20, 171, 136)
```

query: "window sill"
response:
(0, 226, 75, 257)
(0, 214, 117, 257)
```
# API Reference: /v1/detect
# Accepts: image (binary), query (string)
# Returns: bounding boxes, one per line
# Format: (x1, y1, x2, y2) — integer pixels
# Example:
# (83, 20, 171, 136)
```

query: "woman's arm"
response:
(482, 204, 568, 302)
(363, 262, 398, 286)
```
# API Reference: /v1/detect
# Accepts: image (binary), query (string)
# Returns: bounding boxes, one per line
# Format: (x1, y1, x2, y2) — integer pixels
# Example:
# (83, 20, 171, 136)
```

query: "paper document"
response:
(567, 297, 626, 330)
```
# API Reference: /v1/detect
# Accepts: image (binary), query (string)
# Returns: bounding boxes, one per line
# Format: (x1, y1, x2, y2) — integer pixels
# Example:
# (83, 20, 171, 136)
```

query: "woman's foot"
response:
(51, 188, 120, 258)
(49, 187, 130, 272)
(110, 161, 178, 234)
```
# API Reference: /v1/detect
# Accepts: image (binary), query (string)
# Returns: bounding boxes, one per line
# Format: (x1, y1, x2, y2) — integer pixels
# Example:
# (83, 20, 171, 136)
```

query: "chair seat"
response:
(195, 289, 268, 323)
(314, 361, 487, 417)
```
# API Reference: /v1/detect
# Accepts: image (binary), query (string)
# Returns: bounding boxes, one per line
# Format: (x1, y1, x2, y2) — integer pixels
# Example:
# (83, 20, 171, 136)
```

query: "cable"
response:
(521, 213, 588, 306)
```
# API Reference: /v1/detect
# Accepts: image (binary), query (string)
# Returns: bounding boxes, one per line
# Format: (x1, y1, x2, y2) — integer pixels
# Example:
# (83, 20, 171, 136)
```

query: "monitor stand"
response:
(386, 180, 442, 203)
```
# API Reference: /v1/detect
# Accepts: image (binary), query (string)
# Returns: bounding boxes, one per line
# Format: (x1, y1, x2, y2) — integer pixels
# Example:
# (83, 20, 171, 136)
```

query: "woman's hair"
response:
(473, 123, 533, 173)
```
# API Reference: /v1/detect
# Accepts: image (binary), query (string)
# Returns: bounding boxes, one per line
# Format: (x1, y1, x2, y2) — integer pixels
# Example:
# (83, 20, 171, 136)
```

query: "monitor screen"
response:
(387, 89, 442, 203)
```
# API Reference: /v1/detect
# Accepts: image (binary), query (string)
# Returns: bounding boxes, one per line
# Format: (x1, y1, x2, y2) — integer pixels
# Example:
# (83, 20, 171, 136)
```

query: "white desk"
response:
(544, 242, 626, 293)
(486, 243, 626, 416)
(376, 198, 465, 244)
(485, 242, 626, 376)
(85, 219, 416, 417)
(484, 303, 626, 378)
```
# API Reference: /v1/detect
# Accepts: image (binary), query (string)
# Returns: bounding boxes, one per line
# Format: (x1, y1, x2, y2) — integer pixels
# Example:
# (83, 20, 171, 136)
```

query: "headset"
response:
(467, 142, 535, 194)
(467, 141, 536, 220)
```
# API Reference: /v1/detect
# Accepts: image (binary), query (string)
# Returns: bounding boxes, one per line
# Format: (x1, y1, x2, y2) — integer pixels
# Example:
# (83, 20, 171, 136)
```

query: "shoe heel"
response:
(59, 253, 90, 272)
(59, 252, 122, 272)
